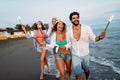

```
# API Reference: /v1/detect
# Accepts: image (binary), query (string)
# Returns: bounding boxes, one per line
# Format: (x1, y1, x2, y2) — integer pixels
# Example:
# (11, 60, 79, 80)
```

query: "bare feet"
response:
(56, 71, 60, 78)
(40, 74, 44, 80)
(86, 78, 89, 80)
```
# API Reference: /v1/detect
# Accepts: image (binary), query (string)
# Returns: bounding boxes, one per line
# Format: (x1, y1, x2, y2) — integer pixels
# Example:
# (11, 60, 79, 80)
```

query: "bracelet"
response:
(98, 36, 103, 40)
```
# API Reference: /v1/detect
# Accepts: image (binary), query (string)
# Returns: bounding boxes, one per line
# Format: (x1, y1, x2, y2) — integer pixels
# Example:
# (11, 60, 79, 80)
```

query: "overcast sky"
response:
(0, 0, 120, 28)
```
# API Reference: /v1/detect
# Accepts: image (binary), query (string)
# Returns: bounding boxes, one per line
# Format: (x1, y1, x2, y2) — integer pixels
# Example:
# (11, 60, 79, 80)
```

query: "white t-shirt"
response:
(68, 24, 96, 57)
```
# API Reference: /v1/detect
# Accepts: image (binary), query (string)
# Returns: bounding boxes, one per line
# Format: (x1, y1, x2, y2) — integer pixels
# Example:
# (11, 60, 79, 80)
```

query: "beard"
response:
(72, 20, 79, 26)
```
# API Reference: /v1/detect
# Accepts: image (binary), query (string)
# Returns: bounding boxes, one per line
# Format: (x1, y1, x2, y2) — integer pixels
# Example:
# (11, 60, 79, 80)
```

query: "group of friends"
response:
(22, 11, 106, 80)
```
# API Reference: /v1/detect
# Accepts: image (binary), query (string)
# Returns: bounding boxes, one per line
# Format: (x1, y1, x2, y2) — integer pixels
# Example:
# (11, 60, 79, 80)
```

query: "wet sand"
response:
(0, 38, 56, 80)
(0, 38, 120, 80)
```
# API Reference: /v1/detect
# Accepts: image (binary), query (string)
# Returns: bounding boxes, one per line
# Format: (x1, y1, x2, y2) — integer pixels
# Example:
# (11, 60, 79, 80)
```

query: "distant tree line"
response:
(6, 23, 49, 31)
(4, 23, 49, 35)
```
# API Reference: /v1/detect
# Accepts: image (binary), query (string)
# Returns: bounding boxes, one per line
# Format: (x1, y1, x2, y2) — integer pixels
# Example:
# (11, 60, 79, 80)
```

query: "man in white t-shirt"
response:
(68, 12, 106, 80)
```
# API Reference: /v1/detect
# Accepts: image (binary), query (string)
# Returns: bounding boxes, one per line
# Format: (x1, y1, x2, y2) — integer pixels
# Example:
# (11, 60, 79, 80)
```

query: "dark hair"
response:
(35, 21, 45, 30)
(69, 12, 79, 20)
(33, 23, 37, 30)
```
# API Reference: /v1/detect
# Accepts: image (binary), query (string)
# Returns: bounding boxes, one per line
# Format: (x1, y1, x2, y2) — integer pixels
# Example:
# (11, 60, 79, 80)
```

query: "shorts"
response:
(56, 52, 72, 60)
(37, 45, 47, 52)
(72, 55, 90, 75)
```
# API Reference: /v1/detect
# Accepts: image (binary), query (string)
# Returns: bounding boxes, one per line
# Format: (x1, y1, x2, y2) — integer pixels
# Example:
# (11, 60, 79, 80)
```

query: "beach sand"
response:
(0, 38, 120, 80)
(0, 38, 56, 80)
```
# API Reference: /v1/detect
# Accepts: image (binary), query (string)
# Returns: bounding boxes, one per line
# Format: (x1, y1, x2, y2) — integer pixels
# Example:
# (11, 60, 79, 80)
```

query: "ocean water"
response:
(44, 23, 120, 80)
(90, 24, 120, 74)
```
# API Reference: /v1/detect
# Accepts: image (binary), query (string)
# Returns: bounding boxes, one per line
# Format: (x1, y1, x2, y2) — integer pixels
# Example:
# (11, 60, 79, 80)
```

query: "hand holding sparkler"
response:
(18, 16, 26, 33)
(97, 15, 114, 41)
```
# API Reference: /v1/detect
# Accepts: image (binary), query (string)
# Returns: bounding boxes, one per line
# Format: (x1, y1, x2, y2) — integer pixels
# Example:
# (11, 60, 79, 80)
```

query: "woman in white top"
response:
(46, 20, 71, 80)
(22, 21, 50, 80)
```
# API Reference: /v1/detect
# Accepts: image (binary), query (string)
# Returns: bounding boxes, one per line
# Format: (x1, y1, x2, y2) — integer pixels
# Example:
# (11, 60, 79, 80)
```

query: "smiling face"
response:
(57, 21, 65, 32)
(52, 21, 66, 33)
(52, 18, 57, 26)
(71, 15, 80, 26)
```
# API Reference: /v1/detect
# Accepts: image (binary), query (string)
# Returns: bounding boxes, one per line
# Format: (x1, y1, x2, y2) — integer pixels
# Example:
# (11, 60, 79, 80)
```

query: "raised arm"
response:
(21, 25, 27, 34)
(21, 25, 34, 38)
(95, 32, 106, 42)
(88, 26, 106, 42)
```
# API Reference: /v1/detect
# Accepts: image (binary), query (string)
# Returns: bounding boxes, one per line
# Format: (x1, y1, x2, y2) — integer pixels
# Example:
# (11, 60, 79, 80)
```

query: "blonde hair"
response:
(52, 17, 57, 21)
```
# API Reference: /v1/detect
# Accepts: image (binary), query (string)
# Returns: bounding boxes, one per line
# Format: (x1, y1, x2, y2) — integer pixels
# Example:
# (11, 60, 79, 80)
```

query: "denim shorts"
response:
(72, 55, 90, 75)
(56, 52, 72, 60)
(37, 45, 47, 52)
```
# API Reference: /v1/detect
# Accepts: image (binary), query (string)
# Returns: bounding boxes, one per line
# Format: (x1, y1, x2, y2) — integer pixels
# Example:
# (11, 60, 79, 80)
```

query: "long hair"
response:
(35, 21, 45, 30)
(51, 21, 66, 38)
